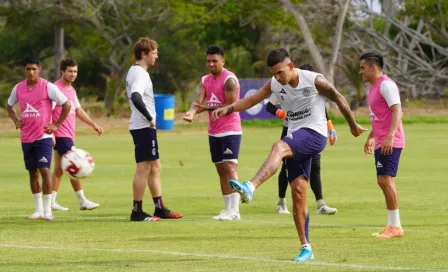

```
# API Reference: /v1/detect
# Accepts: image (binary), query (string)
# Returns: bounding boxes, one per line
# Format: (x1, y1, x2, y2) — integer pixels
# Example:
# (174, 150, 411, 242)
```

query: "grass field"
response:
(1, 123, 447, 271)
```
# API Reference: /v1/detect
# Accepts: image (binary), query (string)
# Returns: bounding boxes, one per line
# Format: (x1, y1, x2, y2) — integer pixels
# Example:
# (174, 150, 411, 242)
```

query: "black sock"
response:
(153, 196, 165, 209)
(310, 155, 323, 201)
(278, 161, 288, 199)
(133, 200, 143, 213)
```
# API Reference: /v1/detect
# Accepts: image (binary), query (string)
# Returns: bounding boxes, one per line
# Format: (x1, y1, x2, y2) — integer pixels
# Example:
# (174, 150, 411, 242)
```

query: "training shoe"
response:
(376, 226, 404, 239)
(52, 203, 69, 211)
(79, 200, 100, 210)
(43, 215, 54, 221)
(316, 205, 337, 215)
(293, 247, 315, 262)
(211, 210, 240, 221)
(27, 210, 44, 219)
(229, 180, 253, 203)
(130, 211, 161, 221)
(154, 207, 183, 219)
(277, 204, 290, 214)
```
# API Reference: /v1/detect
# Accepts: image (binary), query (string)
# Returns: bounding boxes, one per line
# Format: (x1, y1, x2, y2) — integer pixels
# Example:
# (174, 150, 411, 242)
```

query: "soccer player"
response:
(183, 45, 242, 221)
(7, 57, 71, 221)
(212, 49, 366, 262)
(126, 37, 182, 221)
(359, 52, 405, 238)
(51, 58, 103, 211)
(266, 64, 337, 215)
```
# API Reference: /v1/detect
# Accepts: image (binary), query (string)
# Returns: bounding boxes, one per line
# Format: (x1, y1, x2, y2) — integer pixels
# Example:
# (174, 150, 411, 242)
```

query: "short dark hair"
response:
(267, 48, 289, 67)
(133, 37, 158, 60)
(360, 51, 384, 70)
(60, 58, 78, 71)
(299, 64, 314, 72)
(206, 45, 224, 56)
(24, 56, 40, 66)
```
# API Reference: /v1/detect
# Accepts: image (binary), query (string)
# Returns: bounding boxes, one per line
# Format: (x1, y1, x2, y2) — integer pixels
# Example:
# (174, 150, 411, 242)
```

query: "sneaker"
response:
(43, 215, 54, 221)
(211, 210, 240, 221)
(52, 203, 69, 211)
(376, 226, 404, 239)
(79, 200, 100, 210)
(277, 204, 290, 214)
(154, 207, 183, 219)
(27, 210, 44, 219)
(229, 180, 253, 203)
(316, 205, 337, 215)
(293, 247, 315, 262)
(130, 211, 161, 221)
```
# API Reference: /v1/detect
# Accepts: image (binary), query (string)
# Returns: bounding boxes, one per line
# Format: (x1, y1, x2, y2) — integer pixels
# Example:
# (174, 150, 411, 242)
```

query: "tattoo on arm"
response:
(315, 75, 356, 128)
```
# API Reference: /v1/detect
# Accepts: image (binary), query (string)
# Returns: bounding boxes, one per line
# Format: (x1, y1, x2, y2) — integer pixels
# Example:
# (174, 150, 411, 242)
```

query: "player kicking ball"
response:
(51, 58, 103, 211)
(213, 49, 366, 262)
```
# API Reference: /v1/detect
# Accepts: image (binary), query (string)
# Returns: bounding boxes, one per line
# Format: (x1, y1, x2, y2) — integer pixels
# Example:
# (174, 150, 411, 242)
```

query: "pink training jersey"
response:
(203, 69, 242, 136)
(52, 80, 80, 139)
(368, 75, 405, 150)
(16, 78, 53, 143)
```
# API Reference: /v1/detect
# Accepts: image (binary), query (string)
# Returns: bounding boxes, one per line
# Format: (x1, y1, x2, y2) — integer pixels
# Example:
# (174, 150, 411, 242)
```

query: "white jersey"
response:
(126, 64, 156, 130)
(271, 69, 327, 137)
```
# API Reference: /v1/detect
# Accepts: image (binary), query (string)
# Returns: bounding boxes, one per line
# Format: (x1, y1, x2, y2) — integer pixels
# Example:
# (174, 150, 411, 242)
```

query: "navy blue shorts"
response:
(130, 128, 159, 163)
(209, 135, 241, 164)
(21, 138, 53, 170)
(374, 148, 402, 177)
(54, 137, 75, 155)
(281, 128, 327, 183)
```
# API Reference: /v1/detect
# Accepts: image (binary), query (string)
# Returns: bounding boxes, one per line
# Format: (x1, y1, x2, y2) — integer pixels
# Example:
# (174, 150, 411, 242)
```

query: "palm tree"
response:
(339, 52, 365, 110)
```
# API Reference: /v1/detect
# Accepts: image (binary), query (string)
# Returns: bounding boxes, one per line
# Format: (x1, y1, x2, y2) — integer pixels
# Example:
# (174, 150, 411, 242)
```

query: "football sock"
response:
(388, 209, 401, 227)
(153, 196, 165, 209)
(43, 194, 52, 216)
(247, 181, 255, 192)
(223, 194, 232, 211)
(278, 197, 286, 206)
(52, 191, 57, 205)
(133, 200, 143, 213)
(75, 189, 87, 203)
(230, 193, 240, 213)
(33, 193, 43, 212)
(316, 199, 325, 209)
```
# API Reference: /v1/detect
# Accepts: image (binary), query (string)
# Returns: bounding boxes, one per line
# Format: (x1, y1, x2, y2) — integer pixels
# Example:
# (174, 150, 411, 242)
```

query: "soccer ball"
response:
(61, 148, 95, 179)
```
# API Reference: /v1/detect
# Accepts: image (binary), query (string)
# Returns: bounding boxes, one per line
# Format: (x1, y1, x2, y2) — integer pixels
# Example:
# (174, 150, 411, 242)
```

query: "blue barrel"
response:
(154, 94, 175, 130)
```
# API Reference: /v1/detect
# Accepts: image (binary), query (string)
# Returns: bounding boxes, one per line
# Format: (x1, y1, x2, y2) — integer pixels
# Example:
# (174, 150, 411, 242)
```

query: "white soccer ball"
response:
(61, 148, 95, 179)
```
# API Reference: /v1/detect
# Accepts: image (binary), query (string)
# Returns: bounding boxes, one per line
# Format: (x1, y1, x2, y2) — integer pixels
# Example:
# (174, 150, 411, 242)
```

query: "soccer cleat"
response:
(316, 205, 337, 215)
(277, 204, 290, 214)
(211, 210, 240, 221)
(43, 215, 54, 221)
(27, 210, 44, 219)
(52, 203, 69, 211)
(130, 211, 161, 221)
(154, 207, 183, 219)
(376, 226, 404, 239)
(79, 200, 100, 210)
(229, 180, 253, 203)
(293, 247, 315, 262)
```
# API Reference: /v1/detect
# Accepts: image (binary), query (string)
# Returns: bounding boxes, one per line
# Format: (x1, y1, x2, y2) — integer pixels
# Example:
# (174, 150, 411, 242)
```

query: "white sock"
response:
(52, 191, 57, 205)
(75, 190, 87, 203)
(278, 197, 286, 206)
(230, 192, 240, 213)
(43, 194, 52, 216)
(316, 199, 325, 208)
(301, 243, 312, 250)
(223, 194, 232, 211)
(246, 181, 255, 192)
(388, 209, 401, 227)
(33, 193, 43, 212)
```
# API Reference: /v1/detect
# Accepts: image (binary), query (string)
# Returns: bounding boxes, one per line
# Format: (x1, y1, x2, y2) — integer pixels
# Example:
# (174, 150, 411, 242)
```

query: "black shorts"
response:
(130, 128, 159, 163)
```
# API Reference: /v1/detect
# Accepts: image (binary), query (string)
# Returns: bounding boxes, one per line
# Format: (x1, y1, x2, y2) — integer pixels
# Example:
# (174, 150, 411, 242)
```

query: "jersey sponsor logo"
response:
(369, 107, 379, 121)
(286, 108, 312, 121)
(22, 103, 41, 118)
(207, 93, 222, 106)
(279, 89, 287, 94)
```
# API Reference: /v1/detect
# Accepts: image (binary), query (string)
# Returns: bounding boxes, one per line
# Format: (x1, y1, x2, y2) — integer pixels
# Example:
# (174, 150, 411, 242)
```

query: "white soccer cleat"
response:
(52, 203, 69, 211)
(212, 210, 240, 221)
(277, 204, 290, 214)
(79, 200, 100, 210)
(316, 205, 338, 215)
(27, 210, 44, 219)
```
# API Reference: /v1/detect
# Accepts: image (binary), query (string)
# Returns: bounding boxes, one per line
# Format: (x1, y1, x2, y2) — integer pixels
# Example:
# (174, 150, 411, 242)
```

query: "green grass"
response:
(1, 124, 448, 271)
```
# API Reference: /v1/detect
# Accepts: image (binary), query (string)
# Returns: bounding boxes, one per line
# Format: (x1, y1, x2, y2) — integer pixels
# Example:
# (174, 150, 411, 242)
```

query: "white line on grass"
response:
(0, 243, 446, 271)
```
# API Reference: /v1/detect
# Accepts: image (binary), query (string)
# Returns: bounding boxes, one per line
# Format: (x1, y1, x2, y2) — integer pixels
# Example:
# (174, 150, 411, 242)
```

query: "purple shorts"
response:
(54, 137, 75, 155)
(281, 128, 327, 183)
(21, 138, 53, 170)
(374, 148, 402, 177)
(130, 128, 160, 163)
(209, 135, 241, 164)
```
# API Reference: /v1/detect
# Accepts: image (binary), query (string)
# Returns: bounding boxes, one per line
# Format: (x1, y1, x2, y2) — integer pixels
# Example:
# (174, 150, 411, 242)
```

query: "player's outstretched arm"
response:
(314, 75, 366, 137)
(76, 108, 103, 136)
(183, 84, 206, 122)
(212, 79, 272, 120)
